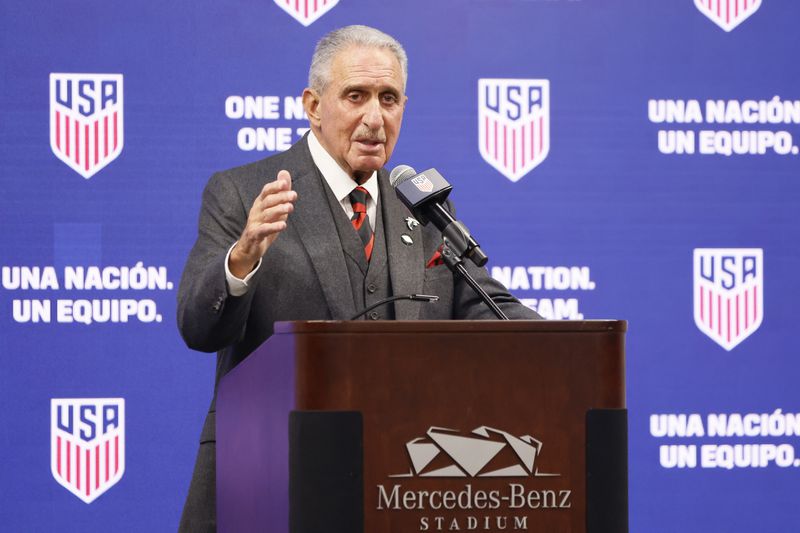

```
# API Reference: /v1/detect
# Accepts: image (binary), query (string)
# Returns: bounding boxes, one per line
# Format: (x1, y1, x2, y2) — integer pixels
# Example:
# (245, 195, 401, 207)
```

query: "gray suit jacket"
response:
(176, 136, 539, 532)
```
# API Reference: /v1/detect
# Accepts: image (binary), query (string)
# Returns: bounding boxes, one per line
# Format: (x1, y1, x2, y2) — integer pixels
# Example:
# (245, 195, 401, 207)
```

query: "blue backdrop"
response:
(1, 0, 798, 531)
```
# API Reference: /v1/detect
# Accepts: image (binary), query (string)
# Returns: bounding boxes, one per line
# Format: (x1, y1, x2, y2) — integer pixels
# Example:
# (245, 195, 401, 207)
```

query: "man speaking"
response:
(177, 25, 539, 532)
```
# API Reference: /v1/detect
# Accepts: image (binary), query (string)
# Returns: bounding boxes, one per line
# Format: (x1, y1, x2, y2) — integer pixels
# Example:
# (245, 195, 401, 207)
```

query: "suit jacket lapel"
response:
(287, 140, 357, 320)
(379, 169, 425, 319)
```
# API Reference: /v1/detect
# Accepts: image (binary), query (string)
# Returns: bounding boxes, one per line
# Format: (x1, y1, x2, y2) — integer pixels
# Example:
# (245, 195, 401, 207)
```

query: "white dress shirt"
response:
(225, 132, 380, 296)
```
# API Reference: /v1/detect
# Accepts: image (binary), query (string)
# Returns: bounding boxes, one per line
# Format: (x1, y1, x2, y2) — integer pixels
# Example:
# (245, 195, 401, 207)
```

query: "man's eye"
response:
(347, 93, 362, 102)
(382, 94, 398, 104)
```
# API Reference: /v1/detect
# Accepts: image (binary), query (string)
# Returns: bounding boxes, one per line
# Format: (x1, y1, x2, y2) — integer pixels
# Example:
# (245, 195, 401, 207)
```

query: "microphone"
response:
(390, 165, 488, 267)
(348, 294, 439, 321)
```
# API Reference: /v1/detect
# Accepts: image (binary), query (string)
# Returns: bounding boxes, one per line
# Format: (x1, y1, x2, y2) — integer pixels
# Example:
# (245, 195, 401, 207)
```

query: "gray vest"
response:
(320, 177, 394, 320)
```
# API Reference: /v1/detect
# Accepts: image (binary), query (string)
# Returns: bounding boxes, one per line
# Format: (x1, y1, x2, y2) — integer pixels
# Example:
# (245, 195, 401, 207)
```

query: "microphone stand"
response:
(439, 221, 509, 321)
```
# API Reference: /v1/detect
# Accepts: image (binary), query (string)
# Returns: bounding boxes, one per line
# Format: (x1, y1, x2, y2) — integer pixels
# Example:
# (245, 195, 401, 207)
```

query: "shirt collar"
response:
(307, 130, 379, 203)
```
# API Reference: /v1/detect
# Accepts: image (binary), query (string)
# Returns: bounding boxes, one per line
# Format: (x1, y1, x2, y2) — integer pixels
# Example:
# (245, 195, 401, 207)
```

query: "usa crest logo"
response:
(694, 248, 763, 351)
(273, 0, 339, 26)
(694, 0, 762, 32)
(478, 79, 550, 183)
(411, 174, 434, 193)
(51, 398, 125, 503)
(50, 73, 124, 179)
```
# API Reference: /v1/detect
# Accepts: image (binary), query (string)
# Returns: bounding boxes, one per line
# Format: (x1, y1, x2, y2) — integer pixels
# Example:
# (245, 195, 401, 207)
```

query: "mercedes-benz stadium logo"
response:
(391, 426, 558, 478)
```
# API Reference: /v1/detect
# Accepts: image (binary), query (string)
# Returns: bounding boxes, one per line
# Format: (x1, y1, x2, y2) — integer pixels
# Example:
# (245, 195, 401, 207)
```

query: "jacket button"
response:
(367, 283, 377, 294)
(369, 311, 379, 320)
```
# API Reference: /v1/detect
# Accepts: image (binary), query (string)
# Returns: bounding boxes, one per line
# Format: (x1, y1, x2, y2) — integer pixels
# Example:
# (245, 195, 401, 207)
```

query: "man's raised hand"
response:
(229, 170, 297, 279)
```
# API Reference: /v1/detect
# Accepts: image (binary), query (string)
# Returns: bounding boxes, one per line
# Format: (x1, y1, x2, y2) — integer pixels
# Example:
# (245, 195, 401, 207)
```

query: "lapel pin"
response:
(404, 217, 420, 231)
(401, 234, 414, 246)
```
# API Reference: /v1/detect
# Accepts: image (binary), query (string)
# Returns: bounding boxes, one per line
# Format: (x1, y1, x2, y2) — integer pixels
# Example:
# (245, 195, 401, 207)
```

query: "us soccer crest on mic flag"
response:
(478, 79, 550, 183)
(411, 174, 434, 193)
(694, 0, 763, 32)
(50, 73, 124, 179)
(51, 398, 126, 504)
(693, 248, 763, 351)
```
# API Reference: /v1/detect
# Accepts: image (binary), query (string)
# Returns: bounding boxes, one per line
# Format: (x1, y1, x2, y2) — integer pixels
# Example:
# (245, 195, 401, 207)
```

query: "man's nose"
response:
(362, 97, 384, 130)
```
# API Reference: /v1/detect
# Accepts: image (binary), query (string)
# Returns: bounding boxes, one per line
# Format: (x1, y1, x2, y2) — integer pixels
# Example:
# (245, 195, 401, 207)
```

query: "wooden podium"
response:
(217, 320, 627, 533)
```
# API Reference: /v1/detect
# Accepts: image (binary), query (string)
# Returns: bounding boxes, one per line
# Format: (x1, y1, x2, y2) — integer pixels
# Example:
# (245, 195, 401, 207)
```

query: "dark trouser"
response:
(178, 440, 216, 533)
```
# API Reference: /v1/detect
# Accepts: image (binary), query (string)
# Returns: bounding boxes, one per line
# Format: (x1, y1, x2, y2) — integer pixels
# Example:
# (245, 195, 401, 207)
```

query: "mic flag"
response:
(389, 166, 453, 226)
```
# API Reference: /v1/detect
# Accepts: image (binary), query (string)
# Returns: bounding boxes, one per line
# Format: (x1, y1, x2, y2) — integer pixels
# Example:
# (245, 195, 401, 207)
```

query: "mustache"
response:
(352, 129, 386, 143)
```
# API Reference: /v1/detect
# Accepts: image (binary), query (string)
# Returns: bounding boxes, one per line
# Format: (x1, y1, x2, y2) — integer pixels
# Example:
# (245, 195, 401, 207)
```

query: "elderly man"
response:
(177, 25, 539, 532)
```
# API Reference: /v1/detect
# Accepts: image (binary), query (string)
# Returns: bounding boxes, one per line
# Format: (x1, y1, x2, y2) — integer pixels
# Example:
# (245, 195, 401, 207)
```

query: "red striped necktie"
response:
(349, 186, 375, 261)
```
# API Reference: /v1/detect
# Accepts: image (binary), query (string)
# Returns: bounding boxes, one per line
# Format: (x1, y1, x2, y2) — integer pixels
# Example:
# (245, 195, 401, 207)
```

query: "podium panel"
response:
(217, 320, 627, 533)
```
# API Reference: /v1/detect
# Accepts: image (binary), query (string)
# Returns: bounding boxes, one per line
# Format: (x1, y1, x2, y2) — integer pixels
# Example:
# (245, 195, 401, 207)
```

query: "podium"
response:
(217, 320, 627, 533)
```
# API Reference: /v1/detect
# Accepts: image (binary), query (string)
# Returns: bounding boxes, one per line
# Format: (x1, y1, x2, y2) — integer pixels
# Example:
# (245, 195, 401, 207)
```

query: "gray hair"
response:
(308, 25, 408, 93)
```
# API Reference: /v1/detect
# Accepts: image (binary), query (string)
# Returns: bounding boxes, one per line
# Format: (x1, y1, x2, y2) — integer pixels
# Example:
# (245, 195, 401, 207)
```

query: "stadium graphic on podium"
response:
(391, 426, 560, 478)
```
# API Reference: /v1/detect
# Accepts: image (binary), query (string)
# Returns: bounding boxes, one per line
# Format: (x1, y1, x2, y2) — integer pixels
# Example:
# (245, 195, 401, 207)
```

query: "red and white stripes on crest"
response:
(287, 0, 328, 18)
(484, 114, 545, 175)
(703, 0, 755, 24)
(53, 110, 119, 173)
(699, 285, 759, 344)
(55, 434, 120, 499)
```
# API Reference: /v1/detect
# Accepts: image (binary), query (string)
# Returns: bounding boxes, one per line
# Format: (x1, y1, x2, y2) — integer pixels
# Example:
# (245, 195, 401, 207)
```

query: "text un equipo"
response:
(660, 443, 798, 470)
(657, 129, 796, 156)
(1, 264, 173, 291)
(13, 299, 163, 324)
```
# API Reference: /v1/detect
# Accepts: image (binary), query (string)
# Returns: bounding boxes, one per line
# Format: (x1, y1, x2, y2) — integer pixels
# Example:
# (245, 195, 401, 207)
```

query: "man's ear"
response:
(303, 88, 321, 127)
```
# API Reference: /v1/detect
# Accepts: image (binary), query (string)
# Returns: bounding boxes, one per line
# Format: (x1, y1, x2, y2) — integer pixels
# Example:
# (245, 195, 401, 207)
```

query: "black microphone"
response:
(390, 165, 488, 267)
(348, 294, 439, 320)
